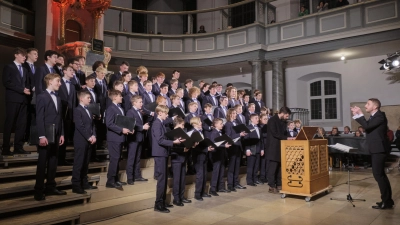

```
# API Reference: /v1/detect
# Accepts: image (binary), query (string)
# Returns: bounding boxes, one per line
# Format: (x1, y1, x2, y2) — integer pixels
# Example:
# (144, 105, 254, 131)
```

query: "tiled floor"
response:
(93, 169, 400, 225)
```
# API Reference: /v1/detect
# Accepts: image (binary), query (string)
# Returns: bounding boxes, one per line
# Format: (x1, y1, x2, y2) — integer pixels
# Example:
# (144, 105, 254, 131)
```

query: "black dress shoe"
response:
(34, 193, 45, 201)
(372, 203, 393, 209)
(127, 179, 135, 185)
(255, 180, 264, 185)
(228, 187, 237, 192)
(14, 148, 31, 154)
(116, 181, 127, 186)
(154, 204, 170, 213)
(164, 203, 174, 208)
(235, 185, 247, 189)
(106, 182, 121, 188)
(173, 201, 184, 206)
(45, 189, 67, 195)
(72, 188, 87, 194)
(135, 177, 148, 182)
(210, 191, 219, 196)
(182, 198, 192, 203)
(202, 193, 211, 198)
(248, 183, 257, 187)
(218, 189, 229, 193)
(376, 202, 383, 206)
(59, 160, 73, 166)
(195, 196, 203, 201)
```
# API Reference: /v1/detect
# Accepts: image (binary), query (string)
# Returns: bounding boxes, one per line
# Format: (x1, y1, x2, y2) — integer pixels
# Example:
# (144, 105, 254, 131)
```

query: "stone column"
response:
(250, 59, 264, 92)
(271, 60, 285, 112)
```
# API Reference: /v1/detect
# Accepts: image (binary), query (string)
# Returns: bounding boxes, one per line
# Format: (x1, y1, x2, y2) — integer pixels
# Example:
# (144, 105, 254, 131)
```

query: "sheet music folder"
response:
(233, 124, 251, 133)
(88, 103, 101, 117)
(215, 134, 234, 145)
(144, 102, 158, 112)
(29, 124, 56, 145)
(115, 115, 136, 131)
(168, 108, 185, 118)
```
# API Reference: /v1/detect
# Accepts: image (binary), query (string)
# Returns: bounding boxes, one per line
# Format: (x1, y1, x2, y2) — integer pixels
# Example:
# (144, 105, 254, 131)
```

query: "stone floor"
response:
(92, 169, 400, 225)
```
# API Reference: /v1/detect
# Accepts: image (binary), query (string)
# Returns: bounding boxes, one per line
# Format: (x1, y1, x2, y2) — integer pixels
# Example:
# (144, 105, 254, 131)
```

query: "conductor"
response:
(351, 98, 394, 209)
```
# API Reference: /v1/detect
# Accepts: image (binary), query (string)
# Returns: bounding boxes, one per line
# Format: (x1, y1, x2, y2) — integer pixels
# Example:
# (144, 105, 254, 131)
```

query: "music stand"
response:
(330, 155, 366, 207)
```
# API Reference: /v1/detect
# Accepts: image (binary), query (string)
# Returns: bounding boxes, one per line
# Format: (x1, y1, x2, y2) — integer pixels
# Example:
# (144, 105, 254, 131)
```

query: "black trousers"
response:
(259, 155, 269, 181)
(34, 140, 60, 194)
(227, 145, 241, 188)
(246, 154, 260, 185)
(193, 152, 208, 197)
(58, 119, 73, 163)
(71, 140, 91, 189)
(371, 153, 393, 204)
(3, 102, 27, 151)
(106, 141, 123, 183)
(25, 103, 36, 142)
(126, 141, 143, 180)
(210, 150, 226, 192)
(95, 120, 106, 148)
(171, 160, 186, 201)
(154, 156, 168, 204)
(267, 160, 282, 188)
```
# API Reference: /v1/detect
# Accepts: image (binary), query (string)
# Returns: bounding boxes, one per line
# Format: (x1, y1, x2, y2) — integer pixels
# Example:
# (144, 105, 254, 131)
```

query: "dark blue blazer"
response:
(36, 91, 64, 137)
(190, 129, 208, 153)
(22, 61, 35, 90)
(53, 65, 63, 77)
(209, 128, 225, 161)
(123, 91, 137, 113)
(126, 108, 145, 142)
(167, 89, 177, 97)
(186, 98, 203, 115)
(76, 70, 86, 87)
(142, 91, 155, 114)
(70, 74, 82, 92)
(164, 79, 182, 90)
(151, 118, 174, 157)
(34, 64, 51, 96)
(183, 88, 190, 102)
(94, 78, 108, 114)
(254, 100, 266, 114)
(152, 83, 161, 96)
(287, 130, 298, 138)
(83, 87, 98, 104)
(228, 99, 240, 109)
(203, 95, 219, 108)
(105, 103, 125, 142)
(184, 112, 198, 130)
(59, 79, 76, 120)
(259, 124, 268, 148)
(201, 114, 213, 138)
(244, 124, 264, 154)
(108, 71, 121, 90)
(2, 63, 30, 103)
(213, 106, 228, 119)
(170, 143, 186, 163)
(138, 83, 146, 96)
(73, 105, 96, 143)
(236, 113, 247, 125)
(160, 94, 171, 107)
(224, 121, 241, 146)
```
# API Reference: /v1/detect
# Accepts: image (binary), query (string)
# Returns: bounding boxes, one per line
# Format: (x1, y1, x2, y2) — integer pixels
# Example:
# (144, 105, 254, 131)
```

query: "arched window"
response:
(65, 20, 82, 43)
(309, 78, 340, 121)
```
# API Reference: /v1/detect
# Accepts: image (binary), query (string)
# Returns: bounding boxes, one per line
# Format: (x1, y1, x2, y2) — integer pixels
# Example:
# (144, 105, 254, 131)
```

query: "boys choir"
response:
(1, 48, 301, 213)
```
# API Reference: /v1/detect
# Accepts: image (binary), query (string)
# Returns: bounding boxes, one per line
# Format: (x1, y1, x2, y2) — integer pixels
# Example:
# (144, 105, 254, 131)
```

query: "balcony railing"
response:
(0, 0, 35, 36)
(103, 0, 399, 61)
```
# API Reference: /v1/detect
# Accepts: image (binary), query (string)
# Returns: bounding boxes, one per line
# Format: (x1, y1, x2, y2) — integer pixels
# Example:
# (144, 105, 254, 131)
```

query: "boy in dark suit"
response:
(170, 117, 192, 206)
(235, 104, 246, 125)
(253, 91, 266, 114)
(213, 96, 228, 119)
(108, 61, 129, 90)
(203, 84, 219, 108)
(68, 57, 85, 91)
(71, 91, 97, 194)
(244, 114, 264, 186)
(185, 87, 202, 115)
(35, 50, 58, 96)
(168, 79, 179, 97)
(294, 119, 302, 133)
(190, 117, 214, 201)
(124, 80, 139, 112)
(209, 118, 231, 196)
(1, 48, 31, 155)
(151, 105, 183, 213)
(201, 103, 214, 138)
(58, 66, 77, 165)
(287, 120, 298, 138)
(137, 71, 148, 96)
(105, 90, 132, 188)
(183, 79, 193, 102)
(93, 67, 108, 150)
(34, 73, 65, 201)
(126, 95, 150, 184)
(152, 72, 165, 96)
(159, 83, 171, 107)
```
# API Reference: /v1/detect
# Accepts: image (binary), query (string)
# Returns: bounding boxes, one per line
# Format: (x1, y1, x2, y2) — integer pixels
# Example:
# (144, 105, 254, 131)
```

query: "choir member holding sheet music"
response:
(224, 108, 248, 192)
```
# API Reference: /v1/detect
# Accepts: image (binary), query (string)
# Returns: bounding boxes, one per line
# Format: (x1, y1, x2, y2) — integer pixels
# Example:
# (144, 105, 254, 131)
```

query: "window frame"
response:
(308, 77, 341, 122)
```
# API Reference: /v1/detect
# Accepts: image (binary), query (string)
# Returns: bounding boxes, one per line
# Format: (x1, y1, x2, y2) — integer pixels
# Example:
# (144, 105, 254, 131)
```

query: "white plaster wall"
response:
(147, 0, 183, 34)
(284, 55, 399, 130)
(197, 0, 228, 33)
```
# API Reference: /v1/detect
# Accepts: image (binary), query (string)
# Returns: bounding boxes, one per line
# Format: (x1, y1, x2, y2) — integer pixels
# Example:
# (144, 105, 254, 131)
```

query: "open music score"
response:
(328, 143, 358, 153)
